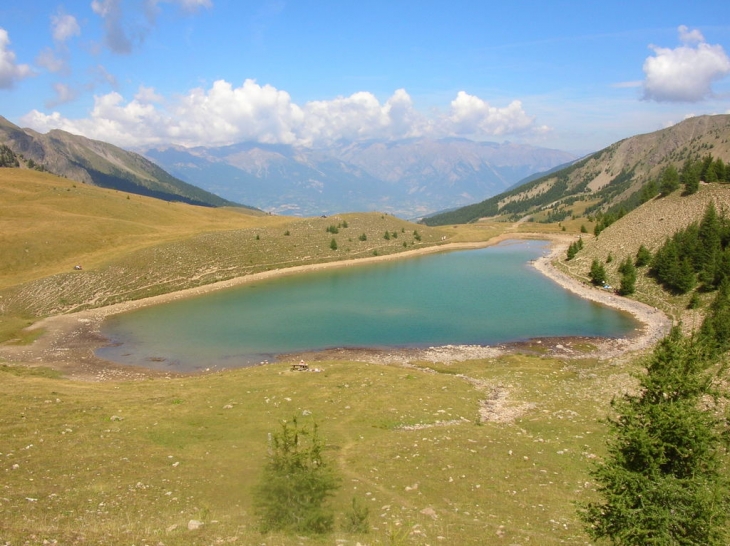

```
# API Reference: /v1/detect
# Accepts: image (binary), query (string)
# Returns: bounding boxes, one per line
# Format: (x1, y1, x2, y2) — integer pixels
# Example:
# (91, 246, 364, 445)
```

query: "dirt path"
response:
(0, 234, 673, 380)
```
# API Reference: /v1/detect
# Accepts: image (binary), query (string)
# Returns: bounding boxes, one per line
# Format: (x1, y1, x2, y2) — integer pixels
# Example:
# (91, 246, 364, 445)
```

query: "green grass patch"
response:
(0, 353, 640, 544)
(0, 315, 42, 344)
(0, 363, 64, 379)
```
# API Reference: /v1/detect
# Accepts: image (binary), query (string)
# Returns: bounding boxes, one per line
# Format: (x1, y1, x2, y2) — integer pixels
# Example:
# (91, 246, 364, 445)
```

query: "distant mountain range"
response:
(0, 114, 577, 217)
(424, 114, 730, 226)
(142, 139, 576, 217)
(0, 116, 244, 209)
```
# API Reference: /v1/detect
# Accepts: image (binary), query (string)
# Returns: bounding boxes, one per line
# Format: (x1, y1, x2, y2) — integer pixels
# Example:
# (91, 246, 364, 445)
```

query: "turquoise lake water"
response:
(97, 240, 637, 372)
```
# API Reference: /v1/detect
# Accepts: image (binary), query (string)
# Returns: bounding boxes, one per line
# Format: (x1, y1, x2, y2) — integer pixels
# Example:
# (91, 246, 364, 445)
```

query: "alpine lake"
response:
(97, 240, 637, 372)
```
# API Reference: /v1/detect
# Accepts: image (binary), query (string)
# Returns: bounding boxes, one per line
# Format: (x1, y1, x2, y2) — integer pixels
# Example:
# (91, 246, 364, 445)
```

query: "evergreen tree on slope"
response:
(580, 326, 729, 545)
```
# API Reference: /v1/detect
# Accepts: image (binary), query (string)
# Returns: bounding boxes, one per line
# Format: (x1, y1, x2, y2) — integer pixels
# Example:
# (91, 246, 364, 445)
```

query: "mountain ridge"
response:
(0, 116, 248, 209)
(143, 137, 576, 217)
(423, 114, 730, 226)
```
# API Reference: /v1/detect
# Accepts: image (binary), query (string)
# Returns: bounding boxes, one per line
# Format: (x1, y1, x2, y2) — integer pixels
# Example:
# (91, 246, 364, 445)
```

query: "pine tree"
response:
(674, 257, 696, 294)
(580, 328, 730, 545)
(640, 180, 659, 203)
(699, 279, 730, 355)
(566, 237, 585, 260)
(659, 165, 680, 196)
(697, 202, 722, 288)
(635, 244, 652, 268)
(650, 238, 680, 287)
(589, 259, 607, 286)
(681, 159, 700, 195)
(253, 417, 340, 535)
(716, 158, 729, 183)
(701, 154, 718, 183)
(618, 257, 636, 296)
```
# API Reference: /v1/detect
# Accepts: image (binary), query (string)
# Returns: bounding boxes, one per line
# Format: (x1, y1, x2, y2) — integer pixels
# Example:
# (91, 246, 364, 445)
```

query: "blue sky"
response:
(1, 1, 729, 154)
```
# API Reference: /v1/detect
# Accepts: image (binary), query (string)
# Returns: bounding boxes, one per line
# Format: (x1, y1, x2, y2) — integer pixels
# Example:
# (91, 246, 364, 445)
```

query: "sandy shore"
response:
(0, 235, 673, 379)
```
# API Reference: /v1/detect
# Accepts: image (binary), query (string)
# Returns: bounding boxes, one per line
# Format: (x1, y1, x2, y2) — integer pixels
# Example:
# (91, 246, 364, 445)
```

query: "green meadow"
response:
(1, 349, 633, 545)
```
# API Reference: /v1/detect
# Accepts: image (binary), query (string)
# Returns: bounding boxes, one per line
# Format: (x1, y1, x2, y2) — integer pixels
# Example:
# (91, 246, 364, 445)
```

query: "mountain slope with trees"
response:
(423, 114, 730, 226)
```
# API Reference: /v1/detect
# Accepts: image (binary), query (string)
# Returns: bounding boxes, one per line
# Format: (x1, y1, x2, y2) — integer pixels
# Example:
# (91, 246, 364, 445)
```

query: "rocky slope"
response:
(0, 116, 245, 209)
(424, 114, 730, 225)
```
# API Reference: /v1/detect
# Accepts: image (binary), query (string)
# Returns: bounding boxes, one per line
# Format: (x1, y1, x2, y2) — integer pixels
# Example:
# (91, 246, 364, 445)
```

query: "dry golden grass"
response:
(0, 169, 282, 289)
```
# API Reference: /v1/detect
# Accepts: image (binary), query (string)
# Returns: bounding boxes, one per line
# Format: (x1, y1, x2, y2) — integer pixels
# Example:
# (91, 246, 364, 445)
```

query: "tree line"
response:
(658, 153, 730, 197)
(649, 202, 730, 295)
(0, 144, 19, 167)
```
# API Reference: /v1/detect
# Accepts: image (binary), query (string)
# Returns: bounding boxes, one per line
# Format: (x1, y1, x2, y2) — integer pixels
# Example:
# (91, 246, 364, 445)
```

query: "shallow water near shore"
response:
(98, 240, 638, 371)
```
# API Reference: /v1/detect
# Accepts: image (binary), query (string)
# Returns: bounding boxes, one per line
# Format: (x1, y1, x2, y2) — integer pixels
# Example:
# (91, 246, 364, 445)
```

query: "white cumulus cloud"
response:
(444, 92, 536, 136)
(298, 88, 429, 145)
(135, 85, 164, 104)
(170, 79, 303, 146)
(21, 80, 546, 148)
(642, 25, 730, 102)
(0, 28, 33, 89)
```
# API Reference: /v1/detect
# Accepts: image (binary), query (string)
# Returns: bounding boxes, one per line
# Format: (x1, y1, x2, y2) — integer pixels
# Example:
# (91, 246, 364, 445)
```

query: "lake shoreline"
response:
(0, 234, 672, 380)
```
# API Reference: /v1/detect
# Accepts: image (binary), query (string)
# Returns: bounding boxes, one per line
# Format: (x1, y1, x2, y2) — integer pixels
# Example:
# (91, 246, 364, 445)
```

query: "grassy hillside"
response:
(0, 169, 451, 338)
(424, 114, 730, 226)
(0, 169, 270, 289)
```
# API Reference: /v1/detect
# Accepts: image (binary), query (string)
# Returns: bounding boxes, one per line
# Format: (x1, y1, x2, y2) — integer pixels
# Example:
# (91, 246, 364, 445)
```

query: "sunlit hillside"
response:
(425, 114, 730, 226)
(0, 168, 272, 290)
(0, 168, 452, 338)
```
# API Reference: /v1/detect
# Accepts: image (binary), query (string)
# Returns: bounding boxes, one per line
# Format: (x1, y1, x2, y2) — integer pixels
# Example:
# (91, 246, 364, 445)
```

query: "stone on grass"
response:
(187, 519, 204, 530)
(420, 507, 437, 519)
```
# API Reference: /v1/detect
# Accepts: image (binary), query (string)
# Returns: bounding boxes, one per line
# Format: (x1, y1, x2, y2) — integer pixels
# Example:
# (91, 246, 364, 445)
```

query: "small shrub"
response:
(253, 418, 340, 535)
(342, 497, 370, 534)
